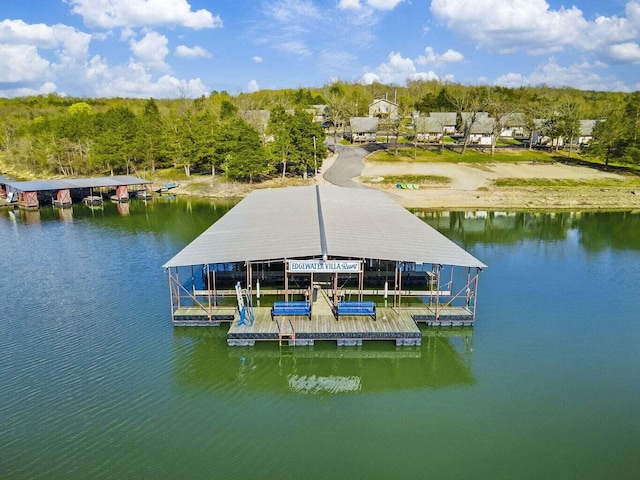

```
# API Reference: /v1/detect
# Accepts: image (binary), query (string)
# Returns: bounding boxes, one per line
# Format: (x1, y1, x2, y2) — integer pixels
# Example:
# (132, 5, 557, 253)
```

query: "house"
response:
(578, 120, 597, 145)
(429, 112, 457, 134)
(467, 118, 495, 146)
(530, 118, 563, 148)
(414, 117, 445, 142)
(499, 113, 526, 138)
(349, 117, 379, 143)
(368, 98, 398, 120)
(306, 104, 329, 125)
(460, 111, 490, 134)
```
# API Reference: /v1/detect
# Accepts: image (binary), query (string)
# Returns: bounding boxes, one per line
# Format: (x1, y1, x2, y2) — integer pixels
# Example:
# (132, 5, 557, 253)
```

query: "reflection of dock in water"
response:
(172, 327, 475, 394)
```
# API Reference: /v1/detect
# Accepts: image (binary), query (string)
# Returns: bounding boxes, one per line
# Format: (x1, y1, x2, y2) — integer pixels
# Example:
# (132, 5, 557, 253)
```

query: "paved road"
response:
(322, 143, 385, 188)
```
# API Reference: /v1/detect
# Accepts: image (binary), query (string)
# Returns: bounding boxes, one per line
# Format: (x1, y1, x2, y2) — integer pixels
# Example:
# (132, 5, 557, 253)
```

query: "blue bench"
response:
(336, 301, 376, 320)
(271, 301, 311, 320)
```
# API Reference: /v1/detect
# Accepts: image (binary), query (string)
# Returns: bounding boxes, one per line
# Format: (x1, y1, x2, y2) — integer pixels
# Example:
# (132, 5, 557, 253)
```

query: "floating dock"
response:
(164, 185, 485, 347)
(172, 286, 473, 346)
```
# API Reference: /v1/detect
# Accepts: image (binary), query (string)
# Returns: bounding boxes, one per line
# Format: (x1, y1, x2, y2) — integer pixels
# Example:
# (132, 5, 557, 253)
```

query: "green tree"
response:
(288, 109, 327, 178)
(217, 118, 270, 182)
(93, 106, 139, 174)
(267, 105, 294, 180)
(138, 99, 166, 173)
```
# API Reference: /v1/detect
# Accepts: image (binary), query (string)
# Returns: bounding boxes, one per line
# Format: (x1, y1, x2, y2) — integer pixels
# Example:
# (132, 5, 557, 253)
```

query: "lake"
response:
(1, 200, 639, 479)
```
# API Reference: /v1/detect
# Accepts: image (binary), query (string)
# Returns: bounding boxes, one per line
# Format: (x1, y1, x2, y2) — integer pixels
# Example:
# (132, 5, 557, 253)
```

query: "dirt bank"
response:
(359, 161, 640, 210)
(164, 156, 640, 210)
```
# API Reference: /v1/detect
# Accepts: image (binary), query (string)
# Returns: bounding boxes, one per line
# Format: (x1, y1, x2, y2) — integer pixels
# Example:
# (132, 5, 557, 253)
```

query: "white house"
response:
(578, 120, 597, 145)
(368, 98, 399, 120)
(429, 112, 457, 134)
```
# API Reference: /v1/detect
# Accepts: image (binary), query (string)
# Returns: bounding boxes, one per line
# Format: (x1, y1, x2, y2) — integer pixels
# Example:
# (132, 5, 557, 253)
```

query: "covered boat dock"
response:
(163, 185, 486, 346)
(1, 176, 152, 208)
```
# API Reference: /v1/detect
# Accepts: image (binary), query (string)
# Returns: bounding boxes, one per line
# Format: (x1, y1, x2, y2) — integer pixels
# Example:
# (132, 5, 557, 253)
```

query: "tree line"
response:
(1, 81, 639, 179)
(0, 94, 327, 182)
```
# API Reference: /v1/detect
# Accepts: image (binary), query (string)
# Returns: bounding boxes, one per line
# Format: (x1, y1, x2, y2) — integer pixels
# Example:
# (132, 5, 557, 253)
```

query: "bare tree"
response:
(485, 87, 520, 155)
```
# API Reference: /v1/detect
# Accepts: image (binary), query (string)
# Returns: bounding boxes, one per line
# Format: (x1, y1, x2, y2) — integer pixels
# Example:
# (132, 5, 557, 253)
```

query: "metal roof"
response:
(579, 119, 597, 136)
(429, 112, 457, 125)
(349, 117, 379, 133)
(1, 175, 151, 192)
(164, 186, 486, 269)
(415, 117, 444, 133)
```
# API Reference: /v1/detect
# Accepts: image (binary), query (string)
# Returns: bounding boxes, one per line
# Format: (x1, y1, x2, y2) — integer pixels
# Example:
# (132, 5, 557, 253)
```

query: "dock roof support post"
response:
(472, 267, 481, 322)
(359, 260, 364, 302)
(398, 262, 403, 308)
(393, 262, 399, 308)
(205, 264, 212, 316)
(284, 259, 289, 301)
(167, 268, 176, 323)
(434, 264, 442, 320)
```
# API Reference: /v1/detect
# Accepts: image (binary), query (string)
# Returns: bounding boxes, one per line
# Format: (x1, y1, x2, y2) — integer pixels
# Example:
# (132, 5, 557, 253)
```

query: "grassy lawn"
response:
(361, 174, 451, 186)
(367, 146, 553, 164)
(494, 177, 640, 188)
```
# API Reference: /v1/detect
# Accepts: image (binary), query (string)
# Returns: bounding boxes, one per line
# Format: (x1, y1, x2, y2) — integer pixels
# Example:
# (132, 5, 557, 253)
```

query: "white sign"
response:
(288, 260, 361, 273)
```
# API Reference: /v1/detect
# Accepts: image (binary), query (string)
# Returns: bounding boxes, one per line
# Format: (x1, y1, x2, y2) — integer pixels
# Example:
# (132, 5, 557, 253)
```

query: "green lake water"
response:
(1, 200, 639, 479)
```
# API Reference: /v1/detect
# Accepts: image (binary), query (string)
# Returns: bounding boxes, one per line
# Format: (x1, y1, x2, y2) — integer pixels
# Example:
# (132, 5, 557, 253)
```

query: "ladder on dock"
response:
(235, 282, 254, 327)
(277, 318, 296, 346)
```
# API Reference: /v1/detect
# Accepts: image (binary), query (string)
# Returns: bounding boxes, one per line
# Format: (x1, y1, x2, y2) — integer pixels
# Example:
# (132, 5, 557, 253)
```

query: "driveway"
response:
(322, 144, 385, 188)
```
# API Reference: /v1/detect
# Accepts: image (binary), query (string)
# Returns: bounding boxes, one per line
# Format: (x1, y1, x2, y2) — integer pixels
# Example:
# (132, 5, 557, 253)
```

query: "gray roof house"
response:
(500, 113, 526, 137)
(429, 112, 457, 134)
(414, 117, 445, 142)
(467, 118, 496, 146)
(349, 117, 379, 143)
(578, 120, 597, 145)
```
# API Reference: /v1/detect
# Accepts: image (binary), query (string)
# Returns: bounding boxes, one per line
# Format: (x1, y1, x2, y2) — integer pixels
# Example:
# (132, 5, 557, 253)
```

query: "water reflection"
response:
(0, 197, 236, 244)
(416, 210, 640, 251)
(171, 328, 475, 395)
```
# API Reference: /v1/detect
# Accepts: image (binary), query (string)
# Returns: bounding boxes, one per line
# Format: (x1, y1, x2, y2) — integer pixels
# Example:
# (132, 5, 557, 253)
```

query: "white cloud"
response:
(417, 46, 464, 66)
(259, 0, 319, 57)
(129, 32, 169, 71)
(430, 0, 640, 65)
(0, 19, 91, 57)
(264, 0, 319, 22)
(0, 44, 51, 82)
(175, 45, 211, 58)
(0, 19, 92, 94)
(0, 81, 57, 98)
(609, 42, 640, 63)
(340, 0, 403, 9)
(252, 56, 263, 63)
(278, 41, 311, 56)
(367, 0, 403, 10)
(247, 80, 260, 92)
(361, 51, 440, 84)
(339, 0, 362, 9)
(431, 0, 587, 53)
(66, 0, 222, 29)
(495, 57, 632, 92)
(90, 59, 208, 97)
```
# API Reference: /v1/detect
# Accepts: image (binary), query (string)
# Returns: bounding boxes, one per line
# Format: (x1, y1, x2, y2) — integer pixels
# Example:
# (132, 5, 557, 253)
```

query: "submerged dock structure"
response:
(163, 185, 486, 346)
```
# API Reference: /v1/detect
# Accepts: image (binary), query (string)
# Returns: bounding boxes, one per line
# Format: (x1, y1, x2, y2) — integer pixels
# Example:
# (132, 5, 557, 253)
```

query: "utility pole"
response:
(313, 135, 317, 178)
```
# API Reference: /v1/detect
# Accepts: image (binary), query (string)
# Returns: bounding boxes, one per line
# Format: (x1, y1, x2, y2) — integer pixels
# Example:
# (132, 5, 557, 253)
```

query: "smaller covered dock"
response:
(1, 176, 152, 209)
(163, 185, 486, 346)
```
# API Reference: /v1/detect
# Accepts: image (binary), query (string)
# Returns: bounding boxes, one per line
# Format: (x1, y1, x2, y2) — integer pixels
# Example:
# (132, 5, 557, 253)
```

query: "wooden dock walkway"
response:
(173, 286, 474, 345)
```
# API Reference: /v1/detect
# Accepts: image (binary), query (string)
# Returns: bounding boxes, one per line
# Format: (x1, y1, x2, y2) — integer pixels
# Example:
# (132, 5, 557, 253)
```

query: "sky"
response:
(0, 0, 639, 98)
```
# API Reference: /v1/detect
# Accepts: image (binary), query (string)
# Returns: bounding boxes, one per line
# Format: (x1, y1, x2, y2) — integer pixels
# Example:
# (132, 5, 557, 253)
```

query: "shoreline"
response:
(169, 154, 640, 211)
